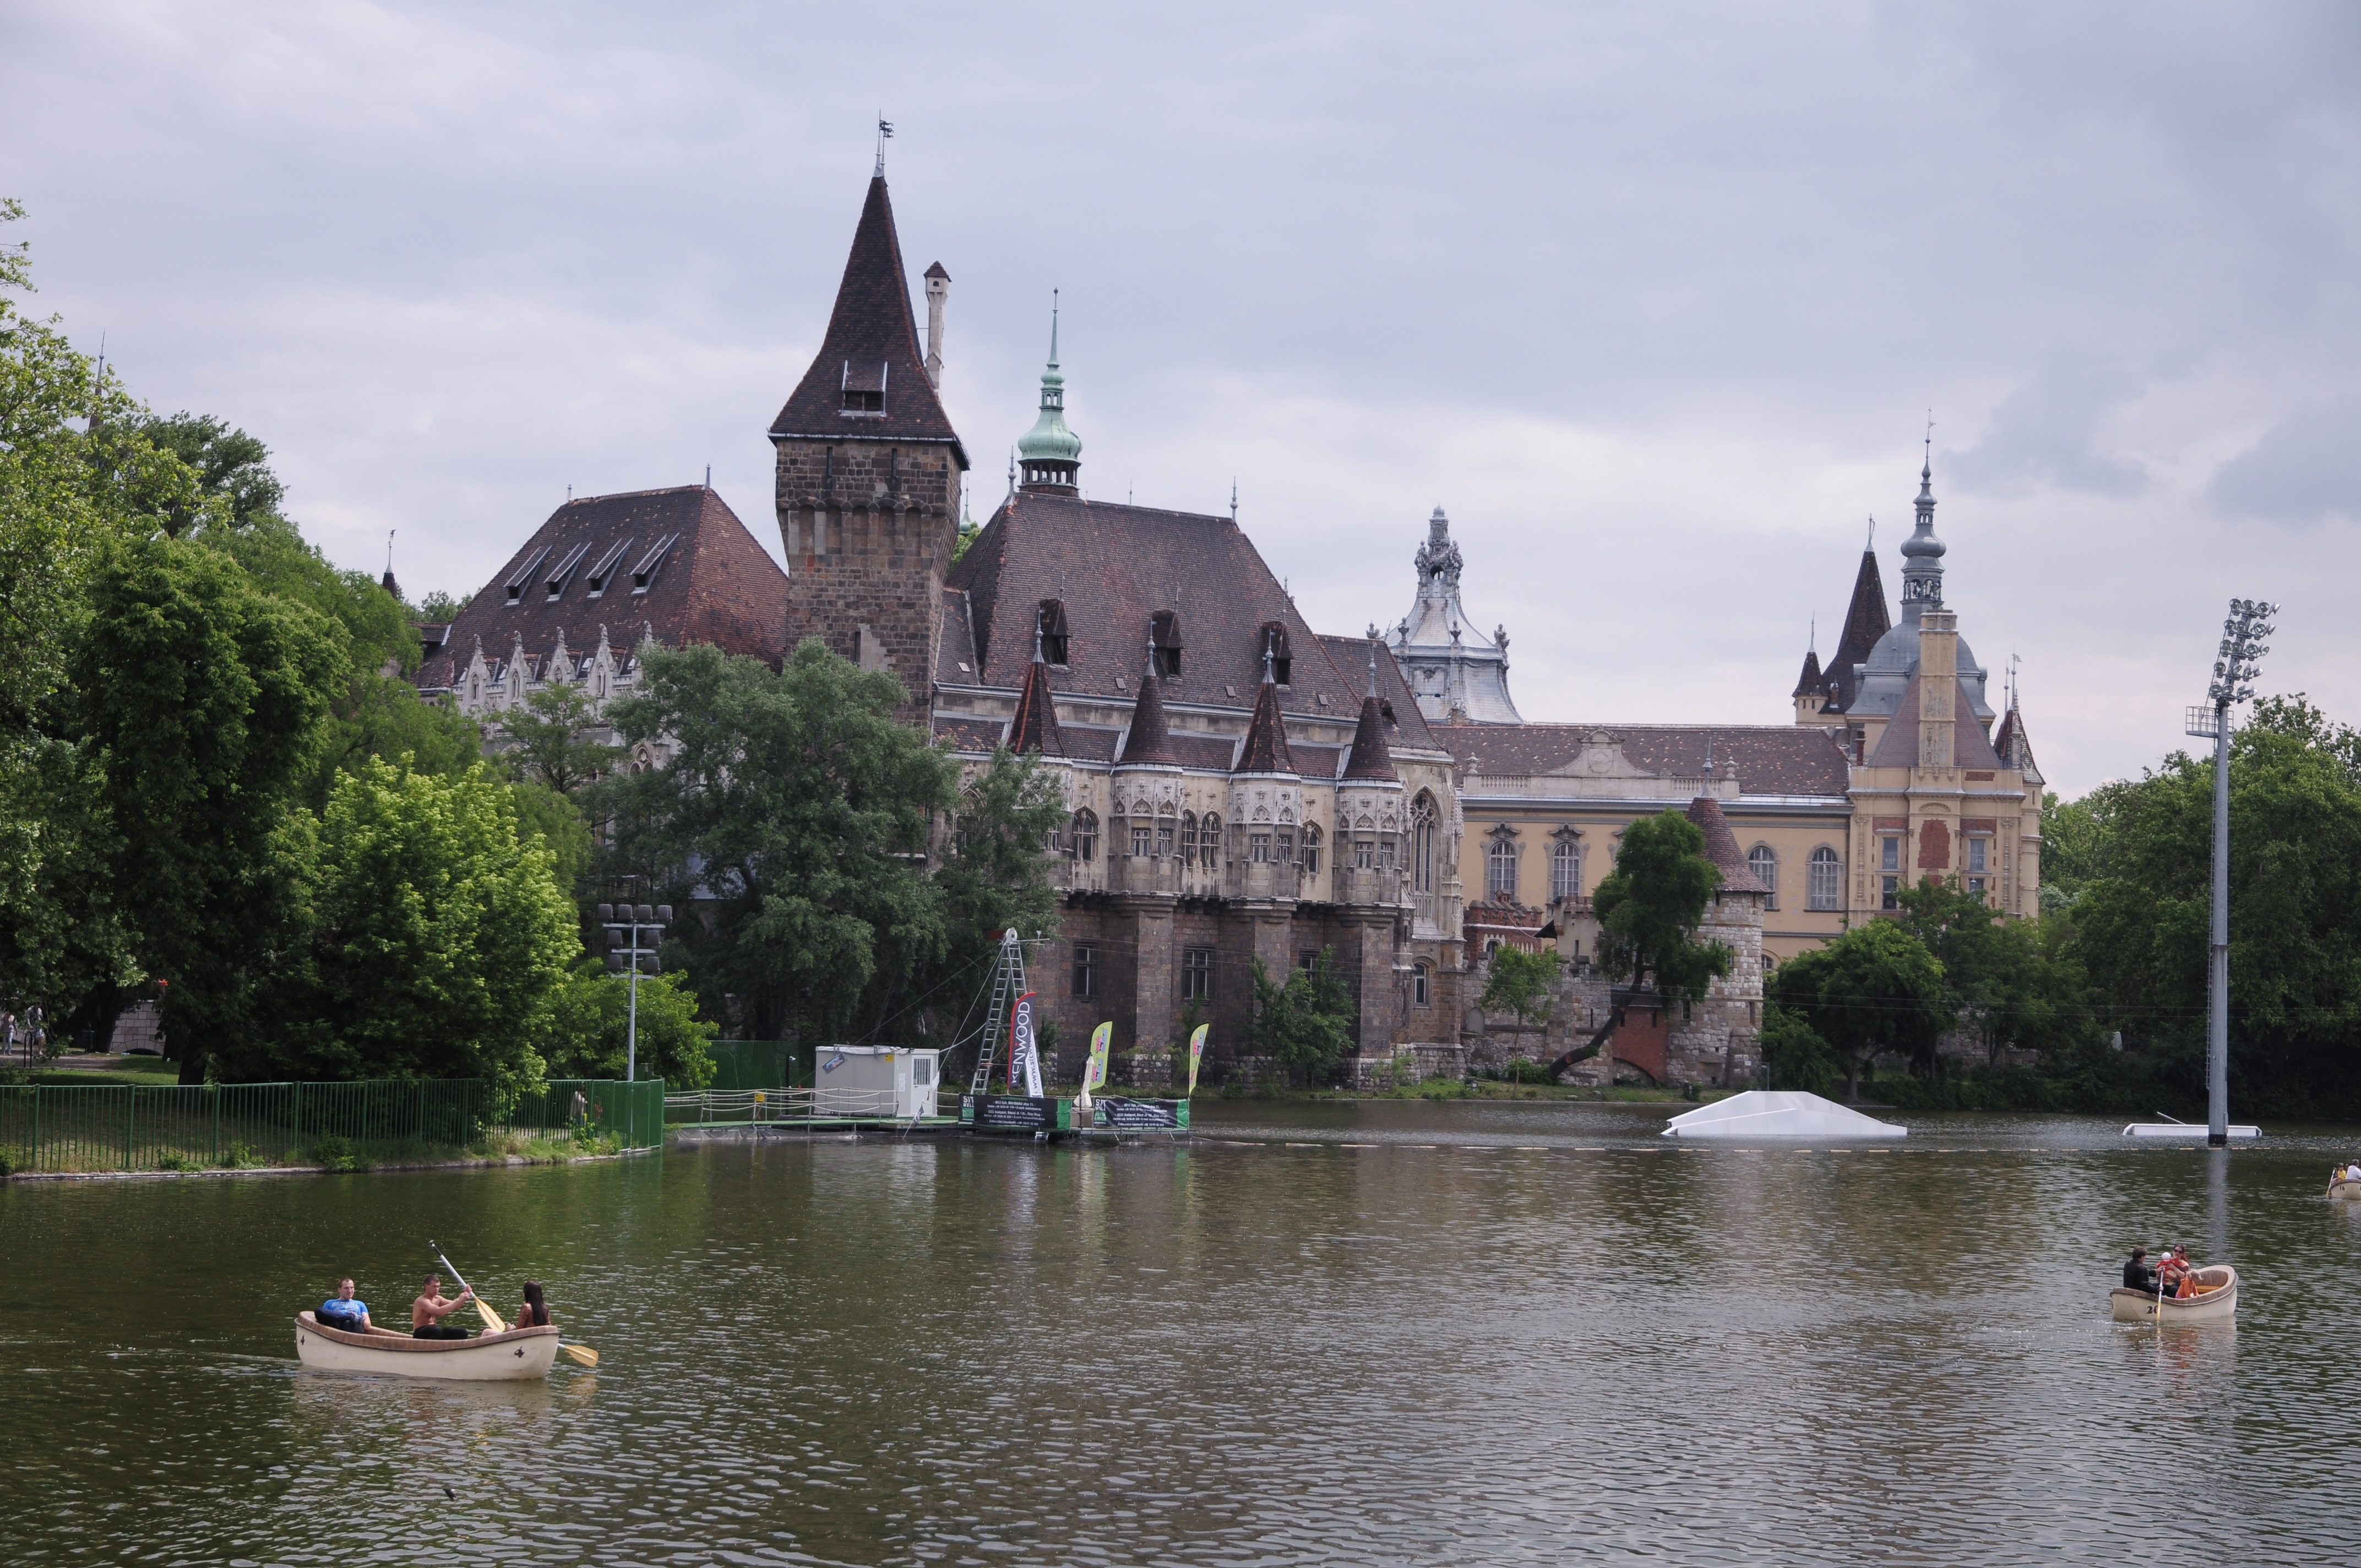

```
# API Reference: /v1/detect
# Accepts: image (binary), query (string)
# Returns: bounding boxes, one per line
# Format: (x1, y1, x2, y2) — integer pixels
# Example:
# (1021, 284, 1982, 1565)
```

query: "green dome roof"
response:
(1016, 299, 1082, 466)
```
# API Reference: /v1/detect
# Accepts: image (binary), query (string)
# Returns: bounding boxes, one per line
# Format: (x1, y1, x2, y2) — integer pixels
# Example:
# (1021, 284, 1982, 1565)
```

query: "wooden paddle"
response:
(432, 1243, 599, 1366)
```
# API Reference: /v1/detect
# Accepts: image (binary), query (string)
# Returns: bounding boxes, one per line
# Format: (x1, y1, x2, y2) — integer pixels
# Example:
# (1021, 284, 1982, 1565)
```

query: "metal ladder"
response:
(966, 929, 1031, 1096)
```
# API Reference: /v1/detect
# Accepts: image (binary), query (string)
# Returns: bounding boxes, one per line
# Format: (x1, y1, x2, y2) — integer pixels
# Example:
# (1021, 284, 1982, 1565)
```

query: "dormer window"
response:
(839, 359, 887, 417)
(504, 546, 551, 606)
(1151, 610, 1182, 677)
(586, 537, 634, 597)
(630, 533, 679, 594)
(543, 541, 590, 600)
(1260, 622, 1293, 685)
(1037, 599, 1070, 665)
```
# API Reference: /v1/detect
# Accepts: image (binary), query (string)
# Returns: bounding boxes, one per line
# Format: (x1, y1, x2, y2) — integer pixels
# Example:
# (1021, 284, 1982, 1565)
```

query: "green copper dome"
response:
(1016, 297, 1081, 483)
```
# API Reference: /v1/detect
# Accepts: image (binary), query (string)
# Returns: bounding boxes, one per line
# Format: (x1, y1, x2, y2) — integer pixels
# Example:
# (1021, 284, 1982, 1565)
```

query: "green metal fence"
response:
(0, 1078, 666, 1174)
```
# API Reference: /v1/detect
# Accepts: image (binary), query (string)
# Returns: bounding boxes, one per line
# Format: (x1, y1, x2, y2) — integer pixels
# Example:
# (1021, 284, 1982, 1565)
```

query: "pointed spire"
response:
(1898, 443, 1946, 622)
(1792, 647, 1824, 699)
(1685, 795, 1767, 894)
(768, 175, 965, 461)
(1008, 630, 1066, 757)
(1820, 544, 1893, 713)
(1117, 660, 1176, 765)
(1016, 290, 1081, 494)
(1343, 636, 1397, 782)
(1236, 662, 1296, 776)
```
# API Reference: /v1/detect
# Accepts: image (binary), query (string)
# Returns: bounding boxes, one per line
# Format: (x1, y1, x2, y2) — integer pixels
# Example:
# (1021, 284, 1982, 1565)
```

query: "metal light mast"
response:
(2186, 598, 2276, 1147)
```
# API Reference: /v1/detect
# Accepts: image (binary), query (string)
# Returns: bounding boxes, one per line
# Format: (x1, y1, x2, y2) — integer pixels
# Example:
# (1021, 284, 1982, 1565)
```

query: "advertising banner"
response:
(1085, 1022, 1113, 1095)
(1187, 1024, 1209, 1096)
(1095, 1097, 1187, 1130)
(969, 1094, 1067, 1133)
(1009, 991, 1044, 1097)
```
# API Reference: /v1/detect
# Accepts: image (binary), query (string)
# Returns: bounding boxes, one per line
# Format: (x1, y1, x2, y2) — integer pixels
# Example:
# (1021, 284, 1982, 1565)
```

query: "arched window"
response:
(1201, 813, 1222, 865)
(1412, 962, 1431, 1006)
(1069, 808, 1098, 863)
(1551, 835, 1583, 902)
(1179, 811, 1198, 865)
(1302, 824, 1322, 873)
(1808, 845, 1842, 910)
(1411, 793, 1438, 892)
(1749, 845, 1778, 909)
(1487, 827, 1520, 901)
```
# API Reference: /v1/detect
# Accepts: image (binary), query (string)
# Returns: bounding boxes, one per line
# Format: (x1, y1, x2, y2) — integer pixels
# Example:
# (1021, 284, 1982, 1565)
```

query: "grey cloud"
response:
(2206, 396, 2361, 525)
(1947, 357, 2149, 497)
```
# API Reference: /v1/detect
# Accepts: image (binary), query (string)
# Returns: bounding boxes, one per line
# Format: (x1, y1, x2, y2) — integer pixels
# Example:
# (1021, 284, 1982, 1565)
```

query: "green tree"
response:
(231, 758, 579, 1095)
(936, 745, 1068, 980)
(1892, 878, 2087, 1068)
(1591, 809, 1733, 1001)
(1768, 919, 1948, 1101)
(2065, 695, 2361, 1116)
(1759, 1002, 1838, 1095)
(501, 682, 621, 796)
(599, 640, 958, 1043)
(543, 962, 717, 1087)
(1247, 950, 1356, 1086)
(129, 411, 285, 533)
(1478, 942, 1562, 1035)
(74, 533, 346, 1079)
(415, 589, 469, 623)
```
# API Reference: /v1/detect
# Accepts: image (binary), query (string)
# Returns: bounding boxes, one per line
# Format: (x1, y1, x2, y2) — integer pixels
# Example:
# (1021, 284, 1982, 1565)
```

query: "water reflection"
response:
(2, 1110, 2356, 1565)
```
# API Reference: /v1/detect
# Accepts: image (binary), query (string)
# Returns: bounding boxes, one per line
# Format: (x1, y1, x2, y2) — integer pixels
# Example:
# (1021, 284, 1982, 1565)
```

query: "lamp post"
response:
(2185, 598, 2275, 1148)
(597, 901, 672, 1081)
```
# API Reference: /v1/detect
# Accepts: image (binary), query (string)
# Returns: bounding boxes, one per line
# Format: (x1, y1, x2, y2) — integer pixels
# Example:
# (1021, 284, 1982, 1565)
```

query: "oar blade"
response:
(561, 1342, 599, 1367)
(475, 1299, 509, 1335)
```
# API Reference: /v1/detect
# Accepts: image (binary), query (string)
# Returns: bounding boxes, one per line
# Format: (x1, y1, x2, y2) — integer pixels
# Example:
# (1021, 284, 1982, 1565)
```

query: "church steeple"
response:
(1016, 293, 1081, 496)
(1898, 441, 1946, 624)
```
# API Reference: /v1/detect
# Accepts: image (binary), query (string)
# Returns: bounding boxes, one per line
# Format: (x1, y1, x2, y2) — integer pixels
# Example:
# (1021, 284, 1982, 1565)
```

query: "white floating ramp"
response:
(2122, 1122, 2260, 1140)
(1661, 1090, 1906, 1139)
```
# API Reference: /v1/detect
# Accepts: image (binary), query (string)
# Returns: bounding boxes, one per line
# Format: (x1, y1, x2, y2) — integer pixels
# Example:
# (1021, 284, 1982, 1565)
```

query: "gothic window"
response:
(1259, 622, 1293, 685)
(1808, 846, 1842, 910)
(1411, 793, 1439, 893)
(1487, 826, 1520, 901)
(1551, 835, 1584, 902)
(1276, 829, 1294, 864)
(1155, 820, 1174, 858)
(1182, 948, 1214, 1000)
(1151, 609, 1183, 677)
(1202, 813, 1222, 864)
(1069, 809, 1097, 863)
(1353, 838, 1375, 870)
(1749, 845, 1778, 910)
(1180, 812, 1198, 865)
(1037, 600, 1070, 665)
(1377, 839, 1395, 871)
(1250, 831, 1273, 863)
(1412, 963, 1431, 1007)
(1131, 822, 1153, 858)
(1302, 824, 1322, 873)
(1072, 943, 1097, 999)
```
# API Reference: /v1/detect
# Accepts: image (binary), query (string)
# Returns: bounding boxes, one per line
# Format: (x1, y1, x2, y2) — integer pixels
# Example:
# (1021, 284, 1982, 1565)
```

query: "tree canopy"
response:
(1767, 919, 1949, 1099)
(1592, 809, 1733, 1001)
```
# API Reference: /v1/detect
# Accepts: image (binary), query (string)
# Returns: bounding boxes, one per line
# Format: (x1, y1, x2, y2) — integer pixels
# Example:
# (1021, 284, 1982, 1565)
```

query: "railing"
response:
(0, 1079, 665, 1174)
(665, 1087, 944, 1124)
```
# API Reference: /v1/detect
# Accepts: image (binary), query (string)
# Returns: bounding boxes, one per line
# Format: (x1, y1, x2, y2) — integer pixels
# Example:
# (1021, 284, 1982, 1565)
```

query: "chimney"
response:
(923, 262, 950, 390)
(1918, 609, 1957, 769)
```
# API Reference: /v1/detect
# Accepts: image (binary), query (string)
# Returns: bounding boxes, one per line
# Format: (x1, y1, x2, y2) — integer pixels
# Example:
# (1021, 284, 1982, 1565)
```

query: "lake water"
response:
(6, 1100, 2360, 1565)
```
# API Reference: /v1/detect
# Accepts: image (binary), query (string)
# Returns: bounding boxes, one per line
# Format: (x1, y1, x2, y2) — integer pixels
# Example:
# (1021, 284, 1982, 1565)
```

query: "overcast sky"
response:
(7, 2, 2357, 795)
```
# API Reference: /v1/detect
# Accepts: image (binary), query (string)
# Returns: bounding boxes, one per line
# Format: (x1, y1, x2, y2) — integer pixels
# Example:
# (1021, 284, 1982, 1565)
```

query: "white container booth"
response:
(814, 1045, 942, 1119)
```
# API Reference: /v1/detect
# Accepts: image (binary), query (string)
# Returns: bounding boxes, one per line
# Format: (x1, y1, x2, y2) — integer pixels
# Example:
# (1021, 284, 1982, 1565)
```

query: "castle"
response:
(414, 170, 2044, 1088)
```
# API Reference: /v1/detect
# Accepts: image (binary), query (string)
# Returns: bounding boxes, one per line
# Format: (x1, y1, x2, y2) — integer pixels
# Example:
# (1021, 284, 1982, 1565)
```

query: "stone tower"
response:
(769, 175, 968, 717)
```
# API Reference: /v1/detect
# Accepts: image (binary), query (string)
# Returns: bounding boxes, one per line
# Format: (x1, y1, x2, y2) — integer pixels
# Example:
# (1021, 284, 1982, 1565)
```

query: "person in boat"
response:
(318, 1278, 378, 1332)
(411, 1273, 476, 1340)
(2158, 1245, 2194, 1298)
(2122, 1248, 2158, 1293)
(511, 1280, 551, 1330)
(2344, 1161, 2361, 1183)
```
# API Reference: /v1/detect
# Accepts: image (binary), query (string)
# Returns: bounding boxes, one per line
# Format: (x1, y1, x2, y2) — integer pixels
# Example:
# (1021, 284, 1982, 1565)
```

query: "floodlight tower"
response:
(2187, 598, 2277, 1146)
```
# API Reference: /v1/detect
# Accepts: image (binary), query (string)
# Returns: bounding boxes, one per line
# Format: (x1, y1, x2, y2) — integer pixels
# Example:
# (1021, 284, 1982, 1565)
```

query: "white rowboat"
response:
(2328, 1177, 2361, 1201)
(295, 1312, 562, 1380)
(2109, 1265, 2238, 1324)
(2122, 1123, 2259, 1139)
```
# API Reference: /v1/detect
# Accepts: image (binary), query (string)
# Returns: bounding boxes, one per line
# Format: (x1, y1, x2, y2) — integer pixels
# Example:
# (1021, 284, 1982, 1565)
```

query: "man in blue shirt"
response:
(318, 1278, 376, 1332)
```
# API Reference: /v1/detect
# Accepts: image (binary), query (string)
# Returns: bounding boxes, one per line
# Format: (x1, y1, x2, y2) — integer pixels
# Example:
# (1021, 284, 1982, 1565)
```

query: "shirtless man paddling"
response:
(411, 1273, 476, 1340)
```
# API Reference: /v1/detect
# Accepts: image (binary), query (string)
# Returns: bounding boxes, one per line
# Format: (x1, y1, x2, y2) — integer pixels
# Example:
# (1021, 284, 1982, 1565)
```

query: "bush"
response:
(306, 1134, 371, 1172)
(216, 1140, 261, 1168)
(1495, 1058, 1558, 1085)
(156, 1153, 201, 1172)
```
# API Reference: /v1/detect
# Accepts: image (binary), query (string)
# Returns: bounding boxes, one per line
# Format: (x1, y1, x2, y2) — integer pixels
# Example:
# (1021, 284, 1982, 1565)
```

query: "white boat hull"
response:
(295, 1313, 562, 1380)
(2110, 1265, 2238, 1324)
(2123, 1123, 2259, 1139)
(2328, 1177, 2361, 1201)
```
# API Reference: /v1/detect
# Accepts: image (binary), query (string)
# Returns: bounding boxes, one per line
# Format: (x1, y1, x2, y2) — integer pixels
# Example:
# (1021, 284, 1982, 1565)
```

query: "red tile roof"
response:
(1440, 723, 1852, 798)
(1008, 656, 1065, 756)
(1684, 795, 1769, 894)
(412, 486, 786, 690)
(1237, 678, 1296, 775)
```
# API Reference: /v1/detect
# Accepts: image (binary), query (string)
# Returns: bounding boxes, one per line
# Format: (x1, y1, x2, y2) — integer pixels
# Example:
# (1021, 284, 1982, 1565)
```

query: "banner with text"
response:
(1187, 1024, 1209, 1096)
(1009, 991, 1044, 1098)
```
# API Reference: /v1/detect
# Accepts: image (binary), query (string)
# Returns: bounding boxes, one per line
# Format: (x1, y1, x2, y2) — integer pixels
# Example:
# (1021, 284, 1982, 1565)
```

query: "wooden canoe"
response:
(2327, 1176, 2361, 1200)
(2110, 1264, 2238, 1324)
(295, 1311, 562, 1380)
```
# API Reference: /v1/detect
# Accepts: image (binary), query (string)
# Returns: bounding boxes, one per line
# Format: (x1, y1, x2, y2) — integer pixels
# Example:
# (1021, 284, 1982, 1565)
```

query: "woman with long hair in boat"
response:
(511, 1281, 551, 1330)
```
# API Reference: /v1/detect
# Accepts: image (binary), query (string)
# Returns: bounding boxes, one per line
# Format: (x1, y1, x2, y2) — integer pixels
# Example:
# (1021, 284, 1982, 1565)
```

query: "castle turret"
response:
(1016, 296, 1082, 496)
